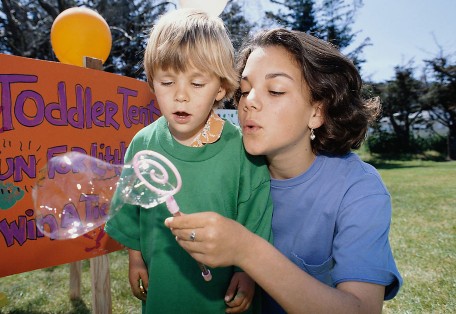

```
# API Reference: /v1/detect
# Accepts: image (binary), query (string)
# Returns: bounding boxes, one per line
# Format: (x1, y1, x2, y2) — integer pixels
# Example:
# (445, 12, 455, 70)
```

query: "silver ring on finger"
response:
(190, 230, 196, 242)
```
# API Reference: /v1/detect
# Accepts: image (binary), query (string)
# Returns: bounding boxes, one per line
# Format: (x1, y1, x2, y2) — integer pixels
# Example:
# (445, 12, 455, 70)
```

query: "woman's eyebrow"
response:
(241, 72, 294, 82)
(265, 72, 294, 80)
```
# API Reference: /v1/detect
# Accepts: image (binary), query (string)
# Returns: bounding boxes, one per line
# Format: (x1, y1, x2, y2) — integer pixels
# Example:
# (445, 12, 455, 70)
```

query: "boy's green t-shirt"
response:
(105, 117, 273, 313)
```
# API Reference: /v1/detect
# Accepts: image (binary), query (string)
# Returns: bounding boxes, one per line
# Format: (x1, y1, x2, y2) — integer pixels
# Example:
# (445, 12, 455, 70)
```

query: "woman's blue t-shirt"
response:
(263, 153, 402, 313)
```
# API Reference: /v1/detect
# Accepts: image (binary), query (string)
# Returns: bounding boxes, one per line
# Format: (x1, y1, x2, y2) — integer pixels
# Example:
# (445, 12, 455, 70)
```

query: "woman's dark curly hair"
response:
(235, 28, 380, 156)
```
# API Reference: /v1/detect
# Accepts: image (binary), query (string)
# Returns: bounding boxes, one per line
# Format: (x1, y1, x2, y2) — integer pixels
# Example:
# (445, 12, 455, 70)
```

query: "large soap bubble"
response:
(33, 152, 123, 240)
(33, 150, 181, 240)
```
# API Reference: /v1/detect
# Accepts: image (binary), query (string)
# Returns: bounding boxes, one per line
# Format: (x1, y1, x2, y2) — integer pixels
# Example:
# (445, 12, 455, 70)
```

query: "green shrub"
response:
(367, 130, 447, 159)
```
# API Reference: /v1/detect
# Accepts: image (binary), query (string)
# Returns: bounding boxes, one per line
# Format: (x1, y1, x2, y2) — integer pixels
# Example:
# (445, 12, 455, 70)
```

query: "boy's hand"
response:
(128, 249, 149, 301)
(224, 272, 255, 313)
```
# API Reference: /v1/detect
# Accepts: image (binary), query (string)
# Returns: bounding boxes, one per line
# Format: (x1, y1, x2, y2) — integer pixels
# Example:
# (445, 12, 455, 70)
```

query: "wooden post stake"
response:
(90, 255, 112, 314)
(69, 261, 82, 300)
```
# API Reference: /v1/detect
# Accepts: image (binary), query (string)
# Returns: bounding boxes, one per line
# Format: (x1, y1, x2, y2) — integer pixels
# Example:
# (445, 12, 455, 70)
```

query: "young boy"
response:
(104, 9, 273, 313)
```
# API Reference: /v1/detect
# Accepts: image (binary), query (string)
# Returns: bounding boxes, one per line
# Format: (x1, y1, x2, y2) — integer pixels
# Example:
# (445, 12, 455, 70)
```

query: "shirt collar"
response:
(190, 110, 225, 147)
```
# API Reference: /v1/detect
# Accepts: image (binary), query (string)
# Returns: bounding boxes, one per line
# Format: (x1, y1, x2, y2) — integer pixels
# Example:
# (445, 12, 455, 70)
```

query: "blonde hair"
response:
(144, 9, 238, 107)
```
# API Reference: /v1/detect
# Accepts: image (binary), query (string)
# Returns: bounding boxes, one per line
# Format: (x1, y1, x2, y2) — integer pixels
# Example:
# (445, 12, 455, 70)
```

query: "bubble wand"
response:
(132, 150, 212, 281)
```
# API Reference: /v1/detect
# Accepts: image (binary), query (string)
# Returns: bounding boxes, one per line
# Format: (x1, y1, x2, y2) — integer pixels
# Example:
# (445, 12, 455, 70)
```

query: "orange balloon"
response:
(51, 7, 112, 67)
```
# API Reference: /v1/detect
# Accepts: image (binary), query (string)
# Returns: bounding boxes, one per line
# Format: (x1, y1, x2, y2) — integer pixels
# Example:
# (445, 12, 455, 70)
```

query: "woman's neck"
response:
(267, 148, 316, 180)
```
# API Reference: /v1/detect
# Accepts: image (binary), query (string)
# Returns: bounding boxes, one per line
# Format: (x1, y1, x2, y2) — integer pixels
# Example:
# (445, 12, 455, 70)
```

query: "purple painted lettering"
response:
(105, 101, 119, 130)
(15, 90, 45, 127)
(38, 214, 59, 239)
(0, 155, 36, 182)
(45, 82, 68, 126)
(0, 216, 27, 246)
(119, 86, 138, 128)
(0, 74, 37, 132)
(68, 85, 84, 129)
(61, 203, 81, 229)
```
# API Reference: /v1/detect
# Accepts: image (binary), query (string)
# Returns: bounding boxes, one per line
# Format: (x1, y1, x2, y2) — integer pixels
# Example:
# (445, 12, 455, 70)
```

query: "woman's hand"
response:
(164, 212, 253, 268)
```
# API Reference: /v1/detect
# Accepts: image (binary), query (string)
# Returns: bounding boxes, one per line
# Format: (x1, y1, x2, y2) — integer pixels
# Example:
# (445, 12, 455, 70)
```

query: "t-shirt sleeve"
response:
(234, 156, 273, 274)
(236, 154, 273, 244)
(104, 202, 141, 250)
(332, 175, 402, 300)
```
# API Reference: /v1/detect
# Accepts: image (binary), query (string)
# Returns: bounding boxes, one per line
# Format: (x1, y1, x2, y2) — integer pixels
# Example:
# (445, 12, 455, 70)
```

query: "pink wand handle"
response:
(166, 197, 212, 282)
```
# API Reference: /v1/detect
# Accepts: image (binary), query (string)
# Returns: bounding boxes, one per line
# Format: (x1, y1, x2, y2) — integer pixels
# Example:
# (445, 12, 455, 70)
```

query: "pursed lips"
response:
(242, 119, 261, 134)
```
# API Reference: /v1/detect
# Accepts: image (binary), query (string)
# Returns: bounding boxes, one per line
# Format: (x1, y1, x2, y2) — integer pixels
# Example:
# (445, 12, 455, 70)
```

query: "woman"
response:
(165, 28, 402, 313)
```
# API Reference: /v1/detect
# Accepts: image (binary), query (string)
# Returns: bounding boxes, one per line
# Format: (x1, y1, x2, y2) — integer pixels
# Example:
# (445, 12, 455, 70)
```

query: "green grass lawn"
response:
(0, 249, 138, 313)
(373, 159, 456, 313)
(1, 159, 455, 313)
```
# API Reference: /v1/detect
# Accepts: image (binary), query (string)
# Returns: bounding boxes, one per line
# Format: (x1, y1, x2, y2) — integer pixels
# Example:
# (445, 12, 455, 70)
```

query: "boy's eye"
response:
(161, 81, 173, 86)
(192, 82, 205, 88)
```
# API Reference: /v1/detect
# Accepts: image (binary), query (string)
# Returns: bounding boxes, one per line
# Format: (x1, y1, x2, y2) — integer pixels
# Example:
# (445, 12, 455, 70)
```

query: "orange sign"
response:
(0, 54, 159, 277)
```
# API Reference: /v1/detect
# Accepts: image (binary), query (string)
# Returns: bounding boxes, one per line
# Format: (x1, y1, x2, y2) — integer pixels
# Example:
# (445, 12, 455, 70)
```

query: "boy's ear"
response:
(215, 86, 227, 101)
(309, 104, 324, 129)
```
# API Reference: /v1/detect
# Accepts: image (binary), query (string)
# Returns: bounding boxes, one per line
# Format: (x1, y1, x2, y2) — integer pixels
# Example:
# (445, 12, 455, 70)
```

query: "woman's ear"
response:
(309, 104, 324, 129)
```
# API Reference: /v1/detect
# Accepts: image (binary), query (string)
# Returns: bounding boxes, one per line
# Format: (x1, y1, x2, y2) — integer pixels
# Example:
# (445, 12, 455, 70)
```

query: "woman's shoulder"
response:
(321, 152, 379, 175)
(320, 153, 388, 194)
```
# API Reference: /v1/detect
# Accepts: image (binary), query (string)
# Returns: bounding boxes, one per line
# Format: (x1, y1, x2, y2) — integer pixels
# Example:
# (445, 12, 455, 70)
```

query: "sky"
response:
(244, 0, 456, 82)
(349, 0, 456, 82)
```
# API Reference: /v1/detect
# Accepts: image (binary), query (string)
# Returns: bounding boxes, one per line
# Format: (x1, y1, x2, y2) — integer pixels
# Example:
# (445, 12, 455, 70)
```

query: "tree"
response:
(265, 0, 319, 34)
(423, 56, 456, 159)
(0, 0, 174, 79)
(265, 0, 369, 69)
(220, 0, 255, 51)
(316, 0, 369, 67)
(380, 64, 425, 151)
(0, 0, 62, 60)
(317, 0, 355, 48)
(101, 0, 173, 79)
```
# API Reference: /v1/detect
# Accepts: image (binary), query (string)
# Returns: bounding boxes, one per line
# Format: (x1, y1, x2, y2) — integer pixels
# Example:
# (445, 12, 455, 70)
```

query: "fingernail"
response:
(164, 217, 173, 226)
